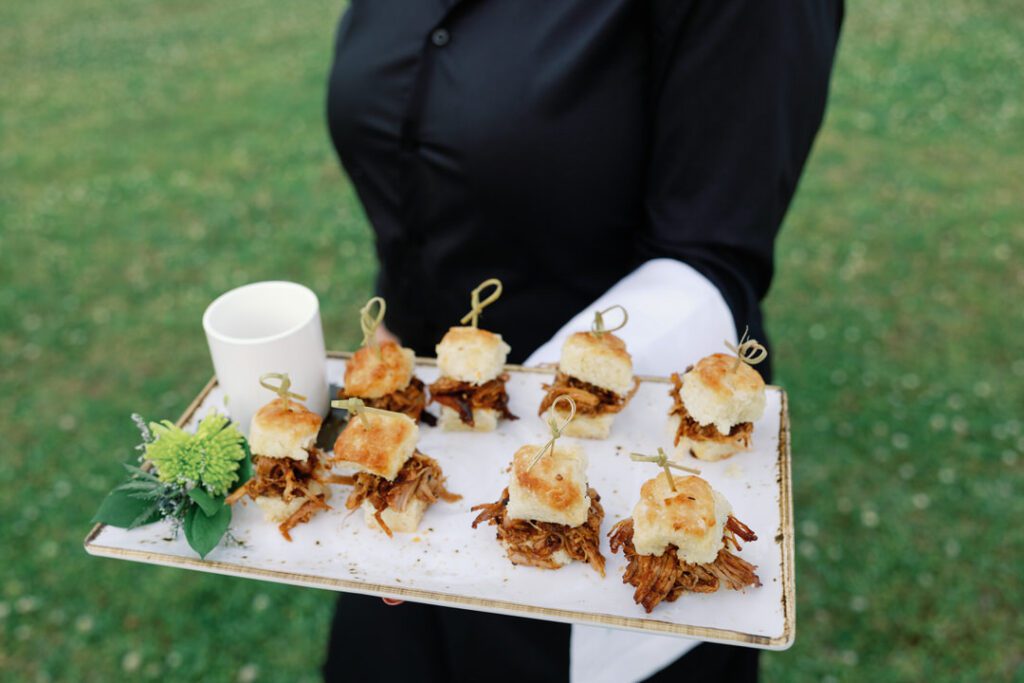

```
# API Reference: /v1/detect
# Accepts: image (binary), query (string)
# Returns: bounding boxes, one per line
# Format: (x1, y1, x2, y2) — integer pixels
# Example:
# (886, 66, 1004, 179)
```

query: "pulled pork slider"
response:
(609, 475, 760, 613)
(669, 353, 766, 461)
(228, 398, 330, 541)
(538, 331, 637, 439)
(338, 341, 434, 424)
(429, 326, 517, 431)
(332, 409, 459, 535)
(471, 443, 605, 575)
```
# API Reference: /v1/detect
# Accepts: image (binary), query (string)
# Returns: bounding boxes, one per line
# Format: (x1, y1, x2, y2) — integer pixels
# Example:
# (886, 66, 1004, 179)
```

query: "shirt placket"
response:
(394, 2, 474, 343)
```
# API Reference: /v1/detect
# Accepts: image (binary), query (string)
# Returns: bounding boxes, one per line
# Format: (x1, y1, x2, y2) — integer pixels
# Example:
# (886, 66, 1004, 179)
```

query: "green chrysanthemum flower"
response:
(145, 414, 247, 496)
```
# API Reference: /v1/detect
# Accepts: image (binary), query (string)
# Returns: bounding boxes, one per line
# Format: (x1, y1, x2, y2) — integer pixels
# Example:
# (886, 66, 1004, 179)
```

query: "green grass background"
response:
(2, 0, 1022, 681)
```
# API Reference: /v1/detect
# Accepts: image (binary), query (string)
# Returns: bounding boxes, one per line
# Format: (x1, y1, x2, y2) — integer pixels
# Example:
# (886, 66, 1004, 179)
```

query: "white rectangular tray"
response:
(85, 353, 795, 649)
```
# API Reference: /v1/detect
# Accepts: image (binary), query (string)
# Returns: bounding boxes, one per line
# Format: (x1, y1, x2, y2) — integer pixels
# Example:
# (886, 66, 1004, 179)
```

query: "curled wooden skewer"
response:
(724, 326, 768, 370)
(459, 278, 503, 328)
(528, 395, 576, 471)
(331, 397, 402, 428)
(590, 304, 628, 339)
(259, 372, 306, 410)
(629, 448, 701, 492)
(359, 296, 387, 353)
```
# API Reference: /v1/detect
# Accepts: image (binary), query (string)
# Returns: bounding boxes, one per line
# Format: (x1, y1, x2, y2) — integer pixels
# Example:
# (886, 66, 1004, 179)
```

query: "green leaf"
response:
(182, 502, 231, 559)
(114, 478, 158, 489)
(233, 440, 254, 490)
(114, 480, 162, 494)
(188, 487, 224, 517)
(121, 463, 160, 481)
(128, 501, 163, 529)
(92, 488, 160, 528)
(125, 489, 162, 501)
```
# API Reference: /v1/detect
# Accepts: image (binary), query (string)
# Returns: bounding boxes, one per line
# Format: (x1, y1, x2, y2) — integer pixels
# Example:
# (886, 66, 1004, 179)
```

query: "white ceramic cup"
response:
(202, 281, 328, 434)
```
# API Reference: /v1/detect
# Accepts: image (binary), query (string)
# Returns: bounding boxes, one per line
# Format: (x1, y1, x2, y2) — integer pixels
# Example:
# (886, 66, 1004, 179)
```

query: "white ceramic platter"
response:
(85, 353, 794, 649)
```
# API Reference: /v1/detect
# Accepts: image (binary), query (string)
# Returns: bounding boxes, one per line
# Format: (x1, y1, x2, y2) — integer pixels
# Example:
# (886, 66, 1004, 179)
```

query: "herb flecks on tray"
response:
(92, 413, 253, 558)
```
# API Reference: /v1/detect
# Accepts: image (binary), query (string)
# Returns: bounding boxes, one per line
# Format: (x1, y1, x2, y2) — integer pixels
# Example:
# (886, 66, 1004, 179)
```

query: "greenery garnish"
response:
(92, 413, 253, 558)
(146, 414, 248, 496)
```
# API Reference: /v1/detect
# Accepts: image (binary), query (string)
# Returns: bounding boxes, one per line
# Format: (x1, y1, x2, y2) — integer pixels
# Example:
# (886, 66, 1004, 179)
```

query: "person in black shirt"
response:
(324, 2, 843, 680)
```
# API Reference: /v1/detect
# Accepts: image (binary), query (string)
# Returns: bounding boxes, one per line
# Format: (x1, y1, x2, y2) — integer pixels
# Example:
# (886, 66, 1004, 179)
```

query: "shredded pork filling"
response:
(428, 373, 517, 426)
(537, 372, 637, 417)
(608, 516, 761, 613)
(668, 372, 752, 446)
(277, 497, 328, 542)
(339, 376, 436, 425)
(339, 452, 461, 536)
(225, 450, 330, 541)
(471, 487, 606, 576)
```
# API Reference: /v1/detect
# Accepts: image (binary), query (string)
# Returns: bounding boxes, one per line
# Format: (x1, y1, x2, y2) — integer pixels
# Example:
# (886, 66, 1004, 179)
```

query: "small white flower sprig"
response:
(724, 326, 768, 371)
(590, 304, 628, 339)
(528, 395, 576, 471)
(259, 372, 307, 411)
(629, 448, 701, 492)
(332, 397, 402, 429)
(460, 278, 503, 328)
(359, 296, 387, 354)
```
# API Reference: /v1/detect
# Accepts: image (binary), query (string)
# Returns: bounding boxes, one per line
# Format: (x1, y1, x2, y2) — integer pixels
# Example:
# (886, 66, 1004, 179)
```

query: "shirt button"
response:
(431, 28, 450, 47)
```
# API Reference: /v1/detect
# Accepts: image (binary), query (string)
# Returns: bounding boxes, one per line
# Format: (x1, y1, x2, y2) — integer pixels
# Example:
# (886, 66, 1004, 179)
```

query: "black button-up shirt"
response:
(326, 0, 843, 368)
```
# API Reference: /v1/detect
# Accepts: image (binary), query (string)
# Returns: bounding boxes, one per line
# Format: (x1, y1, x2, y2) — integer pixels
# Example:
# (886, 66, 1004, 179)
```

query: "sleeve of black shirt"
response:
(638, 0, 844, 370)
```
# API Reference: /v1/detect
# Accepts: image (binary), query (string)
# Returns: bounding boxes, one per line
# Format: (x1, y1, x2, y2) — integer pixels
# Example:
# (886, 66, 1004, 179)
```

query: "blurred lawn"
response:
(1, 0, 1022, 681)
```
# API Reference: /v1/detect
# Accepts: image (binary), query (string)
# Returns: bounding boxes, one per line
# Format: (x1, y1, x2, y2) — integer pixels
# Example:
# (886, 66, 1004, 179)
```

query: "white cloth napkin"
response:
(523, 258, 738, 683)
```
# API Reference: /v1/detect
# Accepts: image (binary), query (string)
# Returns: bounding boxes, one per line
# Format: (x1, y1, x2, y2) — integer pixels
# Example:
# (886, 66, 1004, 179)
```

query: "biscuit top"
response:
(631, 475, 732, 564)
(332, 411, 418, 481)
(248, 398, 323, 461)
(506, 443, 590, 527)
(559, 331, 634, 396)
(343, 341, 415, 399)
(436, 326, 510, 384)
(680, 353, 766, 433)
